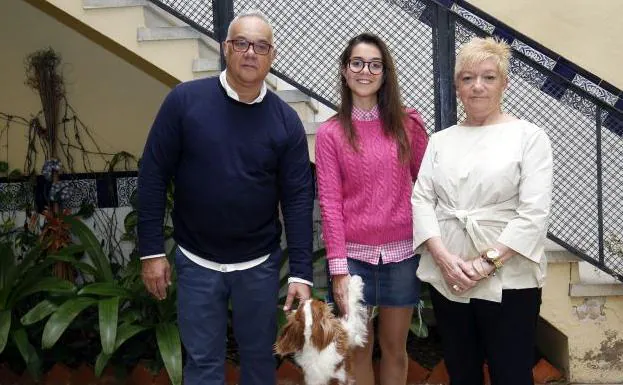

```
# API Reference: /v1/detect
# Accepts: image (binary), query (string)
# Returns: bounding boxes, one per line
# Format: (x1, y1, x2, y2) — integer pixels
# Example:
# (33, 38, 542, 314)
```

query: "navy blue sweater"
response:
(138, 77, 314, 282)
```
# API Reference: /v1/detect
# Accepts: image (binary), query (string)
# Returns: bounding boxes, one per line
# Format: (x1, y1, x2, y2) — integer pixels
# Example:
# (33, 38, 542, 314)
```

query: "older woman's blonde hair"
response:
(454, 37, 511, 81)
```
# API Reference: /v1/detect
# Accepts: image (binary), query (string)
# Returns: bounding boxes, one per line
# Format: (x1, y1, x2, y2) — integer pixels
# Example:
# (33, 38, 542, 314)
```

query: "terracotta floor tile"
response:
(532, 358, 564, 384)
(426, 359, 449, 385)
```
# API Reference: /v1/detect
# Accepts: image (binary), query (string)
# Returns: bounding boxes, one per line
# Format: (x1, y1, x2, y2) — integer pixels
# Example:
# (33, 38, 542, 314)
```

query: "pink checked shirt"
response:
(315, 106, 428, 276)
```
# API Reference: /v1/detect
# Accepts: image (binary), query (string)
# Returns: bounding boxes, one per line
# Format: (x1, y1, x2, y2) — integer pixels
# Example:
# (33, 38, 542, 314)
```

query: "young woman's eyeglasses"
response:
(348, 59, 384, 75)
(227, 39, 273, 55)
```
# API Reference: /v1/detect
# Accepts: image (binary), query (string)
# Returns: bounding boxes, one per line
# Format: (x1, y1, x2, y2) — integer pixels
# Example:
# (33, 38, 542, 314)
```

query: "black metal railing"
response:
(146, 0, 623, 281)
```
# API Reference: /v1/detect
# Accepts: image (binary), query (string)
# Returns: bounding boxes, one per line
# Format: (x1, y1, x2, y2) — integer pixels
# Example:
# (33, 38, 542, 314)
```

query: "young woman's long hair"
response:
(336, 33, 410, 162)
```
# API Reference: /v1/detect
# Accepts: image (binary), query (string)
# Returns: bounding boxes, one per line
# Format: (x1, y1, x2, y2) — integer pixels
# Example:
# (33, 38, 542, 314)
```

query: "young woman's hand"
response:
(331, 274, 351, 317)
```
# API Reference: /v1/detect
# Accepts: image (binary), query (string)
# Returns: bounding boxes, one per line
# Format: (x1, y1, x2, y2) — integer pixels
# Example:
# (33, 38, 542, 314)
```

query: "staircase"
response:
(32, 0, 324, 160)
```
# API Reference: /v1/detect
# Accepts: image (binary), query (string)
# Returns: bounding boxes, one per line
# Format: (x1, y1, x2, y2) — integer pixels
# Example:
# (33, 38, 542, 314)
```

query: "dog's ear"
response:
(310, 301, 337, 350)
(274, 311, 305, 355)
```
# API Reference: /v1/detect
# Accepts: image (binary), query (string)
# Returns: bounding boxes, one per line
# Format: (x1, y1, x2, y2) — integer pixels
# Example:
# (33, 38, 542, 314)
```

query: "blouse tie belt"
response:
(435, 200, 517, 252)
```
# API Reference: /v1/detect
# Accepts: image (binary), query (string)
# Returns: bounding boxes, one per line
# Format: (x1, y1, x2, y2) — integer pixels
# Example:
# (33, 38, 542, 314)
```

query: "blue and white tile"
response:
(561, 89, 597, 120)
(116, 177, 138, 207)
(511, 39, 557, 70)
(509, 56, 547, 89)
(451, 4, 495, 34)
(573, 74, 618, 107)
(455, 22, 478, 45)
(391, 0, 427, 19)
(0, 182, 34, 211)
(64, 179, 97, 209)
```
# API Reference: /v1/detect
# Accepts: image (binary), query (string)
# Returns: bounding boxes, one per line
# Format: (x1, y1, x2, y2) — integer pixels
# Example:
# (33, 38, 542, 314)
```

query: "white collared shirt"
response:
(142, 72, 311, 286)
(219, 70, 267, 104)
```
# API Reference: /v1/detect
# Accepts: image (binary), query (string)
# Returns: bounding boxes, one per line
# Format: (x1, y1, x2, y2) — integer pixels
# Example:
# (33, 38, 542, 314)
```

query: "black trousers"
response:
(430, 286, 542, 385)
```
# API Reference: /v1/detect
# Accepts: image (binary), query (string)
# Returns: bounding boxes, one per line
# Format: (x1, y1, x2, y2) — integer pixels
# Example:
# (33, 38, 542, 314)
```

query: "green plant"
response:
(21, 201, 182, 384)
(409, 283, 434, 338)
(0, 228, 76, 378)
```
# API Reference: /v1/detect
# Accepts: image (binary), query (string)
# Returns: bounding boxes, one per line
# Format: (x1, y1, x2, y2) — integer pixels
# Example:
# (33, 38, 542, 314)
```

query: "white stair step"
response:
(192, 58, 220, 73)
(137, 27, 200, 41)
(83, 0, 147, 9)
(275, 89, 310, 103)
(569, 283, 623, 297)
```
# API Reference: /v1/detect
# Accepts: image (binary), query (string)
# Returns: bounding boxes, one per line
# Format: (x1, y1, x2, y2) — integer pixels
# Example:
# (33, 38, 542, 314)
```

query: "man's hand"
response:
(283, 282, 311, 312)
(141, 257, 171, 300)
(331, 274, 350, 317)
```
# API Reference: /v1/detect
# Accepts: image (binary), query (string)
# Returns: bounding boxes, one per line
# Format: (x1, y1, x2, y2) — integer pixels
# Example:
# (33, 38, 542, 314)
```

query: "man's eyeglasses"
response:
(348, 59, 384, 75)
(227, 39, 273, 55)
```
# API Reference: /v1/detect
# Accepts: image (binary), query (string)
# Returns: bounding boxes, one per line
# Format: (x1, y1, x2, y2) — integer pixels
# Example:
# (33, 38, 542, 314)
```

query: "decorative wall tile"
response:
(511, 39, 557, 70)
(561, 89, 597, 120)
(0, 182, 33, 211)
(573, 74, 618, 106)
(599, 80, 620, 96)
(391, 0, 427, 20)
(116, 177, 138, 207)
(64, 179, 97, 209)
(455, 22, 477, 45)
(509, 56, 547, 89)
(451, 4, 495, 34)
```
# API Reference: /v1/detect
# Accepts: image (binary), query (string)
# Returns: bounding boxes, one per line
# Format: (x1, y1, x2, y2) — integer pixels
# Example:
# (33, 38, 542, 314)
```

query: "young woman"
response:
(315, 33, 428, 385)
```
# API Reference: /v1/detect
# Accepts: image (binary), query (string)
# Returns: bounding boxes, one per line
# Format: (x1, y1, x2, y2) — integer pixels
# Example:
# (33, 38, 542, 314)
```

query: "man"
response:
(137, 10, 314, 385)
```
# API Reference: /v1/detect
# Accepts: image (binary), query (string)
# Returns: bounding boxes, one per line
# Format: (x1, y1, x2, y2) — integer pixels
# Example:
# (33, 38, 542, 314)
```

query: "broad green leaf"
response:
(119, 309, 142, 325)
(94, 352, 111, 377)
(0, 245, 42, 308)
(7, 259, 57, 307)
(65, 217, 113, 282)
(78, 282, 130, 298)
(99, 297, 119, 355)
(21, 300, 58, 325)
(42, 297, 97, 349)
(12, 327, 41, 379)
(156, 323, 183, 385)
(54, 244, 86, 256)
(0, 309, 11, 353)
(47, 255, 98, 277)
(409, 320, 429, 339)
(95, 323, 149, 376)
(0, 243, 15, 291)
(123, 211, 138, 234)
(115, 323, 149, 349)
(16, 277, 75, 302)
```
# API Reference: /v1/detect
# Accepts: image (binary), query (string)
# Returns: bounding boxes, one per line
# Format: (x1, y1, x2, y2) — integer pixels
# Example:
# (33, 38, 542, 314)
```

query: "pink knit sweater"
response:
(315, 110, 428, 261)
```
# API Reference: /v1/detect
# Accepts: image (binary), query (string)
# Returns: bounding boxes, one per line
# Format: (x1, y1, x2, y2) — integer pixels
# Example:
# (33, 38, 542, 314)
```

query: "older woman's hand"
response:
(424, 237, 478, 293)
(434, 252, 479, 293)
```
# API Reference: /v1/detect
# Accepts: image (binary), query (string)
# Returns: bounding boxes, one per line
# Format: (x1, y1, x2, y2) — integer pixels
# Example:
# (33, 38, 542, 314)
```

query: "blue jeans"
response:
(176, 247, 281, 385)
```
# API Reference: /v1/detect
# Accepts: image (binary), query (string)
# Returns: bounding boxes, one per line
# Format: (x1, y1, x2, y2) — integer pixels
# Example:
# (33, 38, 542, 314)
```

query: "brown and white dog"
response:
(274, 275, 368, 385)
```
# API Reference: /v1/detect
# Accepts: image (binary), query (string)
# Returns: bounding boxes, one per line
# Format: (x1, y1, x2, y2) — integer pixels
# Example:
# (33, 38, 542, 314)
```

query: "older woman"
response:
(411, 37, 553, 385)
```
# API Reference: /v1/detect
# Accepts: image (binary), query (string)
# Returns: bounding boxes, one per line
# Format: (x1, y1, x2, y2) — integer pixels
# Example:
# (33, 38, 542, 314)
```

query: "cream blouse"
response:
(411, 119, 553, 303)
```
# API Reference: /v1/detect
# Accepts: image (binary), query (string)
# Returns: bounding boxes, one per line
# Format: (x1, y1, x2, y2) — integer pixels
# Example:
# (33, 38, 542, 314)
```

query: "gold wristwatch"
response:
(481, 248, 503, 270)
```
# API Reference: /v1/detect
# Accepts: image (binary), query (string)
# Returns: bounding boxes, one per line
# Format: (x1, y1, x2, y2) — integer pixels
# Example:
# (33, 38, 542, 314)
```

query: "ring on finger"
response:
(452, 284, 460, 291)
